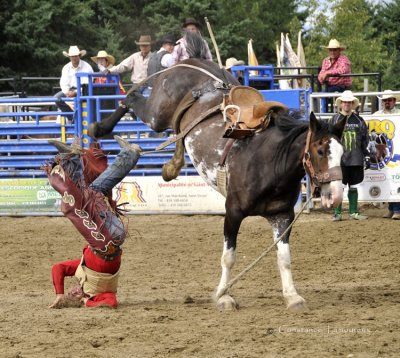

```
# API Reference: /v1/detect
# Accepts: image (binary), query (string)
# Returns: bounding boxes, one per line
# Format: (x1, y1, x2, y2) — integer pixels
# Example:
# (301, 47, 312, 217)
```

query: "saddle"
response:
(222, 86, 288, 139)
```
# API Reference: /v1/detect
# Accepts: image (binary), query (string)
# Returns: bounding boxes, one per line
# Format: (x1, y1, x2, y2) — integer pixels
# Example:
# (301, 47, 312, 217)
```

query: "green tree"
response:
(371, 0, 400, 89)
(304, 0, 388, 90)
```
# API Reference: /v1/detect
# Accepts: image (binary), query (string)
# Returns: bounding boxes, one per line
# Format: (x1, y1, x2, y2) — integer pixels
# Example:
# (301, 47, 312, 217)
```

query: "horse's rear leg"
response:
(215, 207, 243, 311)
(269, 215, 307, 311)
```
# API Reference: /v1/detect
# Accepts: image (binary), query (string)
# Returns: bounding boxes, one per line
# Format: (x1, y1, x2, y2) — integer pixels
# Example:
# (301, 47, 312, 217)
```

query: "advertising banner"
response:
(355, 114, 400, 202)
(0, 176, 226, 215)
(113, 176, 225, 214)
(0, 178, 61, 215)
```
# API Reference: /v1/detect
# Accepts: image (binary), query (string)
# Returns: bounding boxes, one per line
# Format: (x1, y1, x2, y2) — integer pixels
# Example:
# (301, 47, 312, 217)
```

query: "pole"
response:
(204, 17, 223, 69)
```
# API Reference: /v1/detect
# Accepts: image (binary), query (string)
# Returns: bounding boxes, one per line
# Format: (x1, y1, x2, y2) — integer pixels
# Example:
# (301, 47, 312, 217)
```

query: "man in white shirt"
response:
(108, 35, 152, 96)
(374, 90, 400, 114)
(54, 46, 93, 122)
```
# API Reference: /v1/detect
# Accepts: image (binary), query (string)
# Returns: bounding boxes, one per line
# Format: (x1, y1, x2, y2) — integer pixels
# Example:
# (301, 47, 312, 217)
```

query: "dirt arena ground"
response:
(0, 205, 399, 358)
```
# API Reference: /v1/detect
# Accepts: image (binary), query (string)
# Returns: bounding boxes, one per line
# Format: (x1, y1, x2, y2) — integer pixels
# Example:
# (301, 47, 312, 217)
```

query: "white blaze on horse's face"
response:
(320, 137, 344, 209)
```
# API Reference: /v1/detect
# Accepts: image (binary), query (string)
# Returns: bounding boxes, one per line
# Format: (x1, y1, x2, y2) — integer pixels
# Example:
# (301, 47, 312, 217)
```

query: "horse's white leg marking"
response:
(272, 222, 306, 310)
(215, 240, 238, 310)
(216, 240, 236, 299)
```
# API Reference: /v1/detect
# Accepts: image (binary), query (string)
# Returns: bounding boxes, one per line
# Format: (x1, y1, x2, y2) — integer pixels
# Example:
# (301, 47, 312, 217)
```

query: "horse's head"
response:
(304, 112, 345, 209)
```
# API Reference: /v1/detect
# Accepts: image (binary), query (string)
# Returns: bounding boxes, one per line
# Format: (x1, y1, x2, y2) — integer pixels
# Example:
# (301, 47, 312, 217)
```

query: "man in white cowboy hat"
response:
(373, 90, 400, 219)
(54, 46, 93, 121)
(328, 90, 370, 221)
(108, 35, 153, 95)
(374, 89, 400, 115)
(172, 17, 212, 63)
(318, 39, 352, 92)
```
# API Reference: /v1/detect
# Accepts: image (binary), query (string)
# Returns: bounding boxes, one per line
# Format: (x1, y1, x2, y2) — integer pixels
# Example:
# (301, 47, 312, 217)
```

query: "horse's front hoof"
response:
(286, 295, 308, 312)
(216, 295, 238, 311)
(87, 123, 99, 140)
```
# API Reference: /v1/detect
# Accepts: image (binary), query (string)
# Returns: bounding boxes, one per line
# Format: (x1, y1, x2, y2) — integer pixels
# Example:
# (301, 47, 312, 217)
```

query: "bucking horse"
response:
(89, 34, 346, 311)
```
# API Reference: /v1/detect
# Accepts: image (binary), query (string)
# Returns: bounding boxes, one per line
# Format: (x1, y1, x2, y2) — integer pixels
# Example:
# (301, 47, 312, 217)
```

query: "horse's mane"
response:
(273, 113, 309, 177)
(273, 113, 332, 177)
(185, 31, 209, 59)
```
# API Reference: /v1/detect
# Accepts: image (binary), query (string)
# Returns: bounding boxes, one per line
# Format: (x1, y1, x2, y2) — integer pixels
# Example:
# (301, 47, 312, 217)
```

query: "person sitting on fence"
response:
(172, 17, 213, 63)
(91, 50, 126, 94)
(45, 136, 142, 308)
(54, 46, 93, 122)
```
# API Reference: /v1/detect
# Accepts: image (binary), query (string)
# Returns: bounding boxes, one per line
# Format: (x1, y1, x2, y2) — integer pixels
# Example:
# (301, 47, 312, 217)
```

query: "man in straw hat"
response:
(225, 57, 245, 71)
(318, 39, 352, 92)
(55, 46, 93, 121)
(328, 90, 370, 221)
(108, 35, 153, 95)
(172, 17, 212, 63)
(91, 50, 116, 72)
(373, 90, 400, 219)
(374, 89, 400, 115)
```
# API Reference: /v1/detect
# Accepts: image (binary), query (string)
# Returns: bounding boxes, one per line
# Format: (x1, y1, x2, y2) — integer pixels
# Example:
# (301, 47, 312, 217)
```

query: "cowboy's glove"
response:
(364, 156, 371, 170)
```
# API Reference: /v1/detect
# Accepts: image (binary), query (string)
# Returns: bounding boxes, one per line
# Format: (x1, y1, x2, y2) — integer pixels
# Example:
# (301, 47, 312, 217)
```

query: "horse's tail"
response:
(185, 31, 209, 59)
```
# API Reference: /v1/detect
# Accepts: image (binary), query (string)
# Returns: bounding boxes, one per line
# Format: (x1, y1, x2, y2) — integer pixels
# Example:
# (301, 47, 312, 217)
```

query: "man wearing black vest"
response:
(147, 34, 176, 89)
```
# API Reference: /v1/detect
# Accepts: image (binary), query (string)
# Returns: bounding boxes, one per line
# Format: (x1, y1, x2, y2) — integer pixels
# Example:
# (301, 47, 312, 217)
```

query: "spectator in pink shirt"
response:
(172, 17, 212, 63)
(318, 39, 352, 92)
(318, 39, 352, 112)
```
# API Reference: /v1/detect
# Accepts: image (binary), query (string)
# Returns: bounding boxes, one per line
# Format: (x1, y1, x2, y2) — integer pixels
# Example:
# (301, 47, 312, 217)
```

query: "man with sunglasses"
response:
(374, 90, 400, 115)
(373, 90, 400, 219)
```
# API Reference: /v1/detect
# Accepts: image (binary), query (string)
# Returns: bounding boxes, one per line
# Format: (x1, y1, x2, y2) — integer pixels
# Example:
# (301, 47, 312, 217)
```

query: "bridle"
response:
(302, 130, 342, 193)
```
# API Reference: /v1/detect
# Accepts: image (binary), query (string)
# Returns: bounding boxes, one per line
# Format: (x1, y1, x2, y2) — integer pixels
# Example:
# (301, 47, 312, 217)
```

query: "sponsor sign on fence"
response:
(0, 176, 226, 216)
(356, 114, 400, 202)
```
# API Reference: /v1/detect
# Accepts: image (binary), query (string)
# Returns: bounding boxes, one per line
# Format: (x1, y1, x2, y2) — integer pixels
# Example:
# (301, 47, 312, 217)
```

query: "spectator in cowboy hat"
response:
(91, 50, 116, 72)
(147, 34, 176, 87)
(373, 90, 400, 220)
(318, 39, 352, 112)
(225, 57, 245, 84)
(172, 17, 212, 63)
(374, 90, 400, 114)
(54, 45, 93, 122)
(108, 35, 153, 95)
(327, 90, 370, 221)
(91, 50, 126, 97)
(225, 57, 245, 71)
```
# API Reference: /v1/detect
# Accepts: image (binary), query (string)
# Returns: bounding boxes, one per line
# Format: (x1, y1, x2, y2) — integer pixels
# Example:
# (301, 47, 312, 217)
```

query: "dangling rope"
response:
(218, 194, 313, 296)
